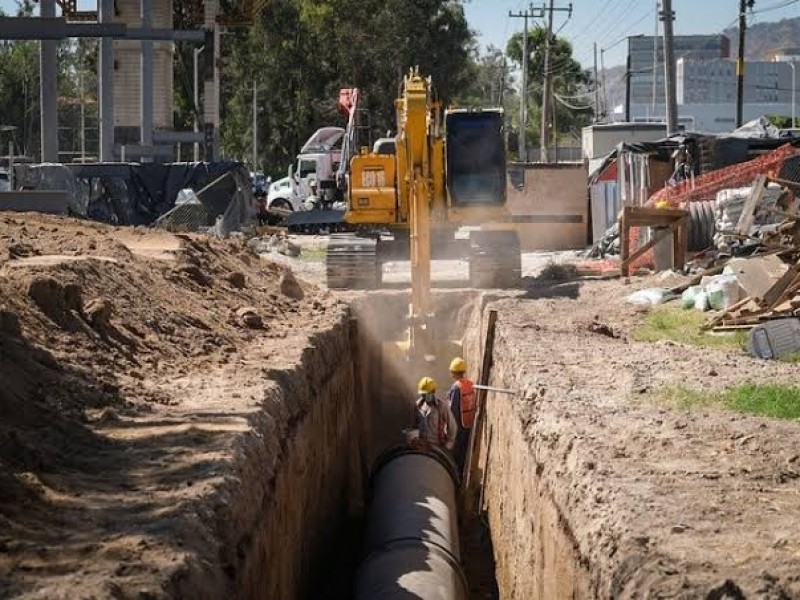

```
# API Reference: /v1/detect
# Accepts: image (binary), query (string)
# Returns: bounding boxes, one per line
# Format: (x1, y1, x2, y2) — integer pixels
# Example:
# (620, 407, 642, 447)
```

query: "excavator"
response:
(328, 69, 521, 360)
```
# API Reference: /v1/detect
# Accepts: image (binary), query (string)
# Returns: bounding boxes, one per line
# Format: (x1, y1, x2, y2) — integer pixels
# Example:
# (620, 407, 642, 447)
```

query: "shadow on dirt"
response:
(520, 277, 583, 300)
(0, 327, 232, 595)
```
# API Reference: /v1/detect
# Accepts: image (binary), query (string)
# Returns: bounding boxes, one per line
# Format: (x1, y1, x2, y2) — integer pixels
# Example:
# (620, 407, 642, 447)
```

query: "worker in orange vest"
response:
(414, 376, 457, 452)
(447, 357, 476, 473)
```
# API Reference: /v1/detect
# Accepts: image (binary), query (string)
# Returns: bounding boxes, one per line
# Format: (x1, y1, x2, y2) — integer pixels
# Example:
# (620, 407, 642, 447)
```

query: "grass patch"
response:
(655, 383, 800, 420)
(298, 247, 327, 262)
(633, 305, 746, 349)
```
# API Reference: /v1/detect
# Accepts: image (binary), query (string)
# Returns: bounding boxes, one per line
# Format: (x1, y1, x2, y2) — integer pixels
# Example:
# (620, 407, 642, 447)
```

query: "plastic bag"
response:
(681, 286, 701, 309)
(694, 291, 710, 312)
(626, 288, 674, 306)
(704, 275, 741, 311)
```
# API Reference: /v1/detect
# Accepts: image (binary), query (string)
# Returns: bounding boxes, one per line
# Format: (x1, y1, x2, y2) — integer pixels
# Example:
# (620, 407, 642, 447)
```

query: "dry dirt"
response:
(0, 213, 345, 599)
(480, 276, 800, 599)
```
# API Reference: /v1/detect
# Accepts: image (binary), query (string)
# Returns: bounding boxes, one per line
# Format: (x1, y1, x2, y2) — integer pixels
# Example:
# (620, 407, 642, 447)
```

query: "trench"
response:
(178, 290, 587, 599)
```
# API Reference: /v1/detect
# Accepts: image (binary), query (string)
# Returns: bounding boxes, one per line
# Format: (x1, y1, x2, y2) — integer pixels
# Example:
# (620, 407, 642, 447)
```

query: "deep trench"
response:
(205, 290, 561, 599)
(307, 290, 501, 600)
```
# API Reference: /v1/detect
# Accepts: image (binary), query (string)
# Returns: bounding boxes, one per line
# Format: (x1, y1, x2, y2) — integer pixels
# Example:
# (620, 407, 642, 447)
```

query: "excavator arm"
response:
(400, 71, 435, 358)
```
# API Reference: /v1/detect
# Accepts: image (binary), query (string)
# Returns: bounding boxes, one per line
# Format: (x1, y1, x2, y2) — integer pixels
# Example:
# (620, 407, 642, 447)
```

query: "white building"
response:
(628, 102, 794, 133)
(677, 59, 794, 104)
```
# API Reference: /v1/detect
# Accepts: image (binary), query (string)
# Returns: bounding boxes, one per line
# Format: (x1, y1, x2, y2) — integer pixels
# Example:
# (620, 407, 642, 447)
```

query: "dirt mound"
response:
(0, 212, 343, 597)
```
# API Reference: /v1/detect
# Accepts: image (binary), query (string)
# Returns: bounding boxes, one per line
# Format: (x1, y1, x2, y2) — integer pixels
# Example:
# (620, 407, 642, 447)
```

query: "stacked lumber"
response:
(709, 263, 800, 332)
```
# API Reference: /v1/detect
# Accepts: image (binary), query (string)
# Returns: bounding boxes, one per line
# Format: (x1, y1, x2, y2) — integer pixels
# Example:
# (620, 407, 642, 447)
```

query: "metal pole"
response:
(736, 0, 748, 128)
(204, 0, 221, 161)
(193, 46, 202, 162)
(9, 141, 14, 189)
(661, 0, 678, 134)
(79, 67, 86, 161)
(540, 0, 555, 162)
(252, 80, 257, 170)
(791, 61, 797, 128)
(600, 48, 607, 120)
(39, 0, 58, 162)
(140, 0, 154, 163)
(593, 42, 599, 122)
(99, 0, 115, 161)
(652, 1, 658, 117)
(625, 53, 631, 122)
(519, 11, 529, 162)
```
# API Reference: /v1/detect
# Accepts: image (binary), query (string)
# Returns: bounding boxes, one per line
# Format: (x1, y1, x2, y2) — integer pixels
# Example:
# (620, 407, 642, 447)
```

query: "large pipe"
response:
(355, 445, 467, 600)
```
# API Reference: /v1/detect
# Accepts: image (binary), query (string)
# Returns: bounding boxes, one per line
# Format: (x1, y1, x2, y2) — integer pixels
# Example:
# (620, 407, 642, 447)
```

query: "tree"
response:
(455, 45, 515, 108)
(506, 26, 592, 148)
(220, 0, 476, 176)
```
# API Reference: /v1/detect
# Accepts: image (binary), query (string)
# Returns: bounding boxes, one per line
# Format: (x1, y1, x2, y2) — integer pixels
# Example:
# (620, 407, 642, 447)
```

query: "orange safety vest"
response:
(455, 379, 476, 428)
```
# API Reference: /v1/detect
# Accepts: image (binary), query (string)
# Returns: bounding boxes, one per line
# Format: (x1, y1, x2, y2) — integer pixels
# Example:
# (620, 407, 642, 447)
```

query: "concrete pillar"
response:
(203, 0, 220, 161)
(39, 0, 58, 162)
(140, 0, 154, 162)
(99, 0, 115, 162)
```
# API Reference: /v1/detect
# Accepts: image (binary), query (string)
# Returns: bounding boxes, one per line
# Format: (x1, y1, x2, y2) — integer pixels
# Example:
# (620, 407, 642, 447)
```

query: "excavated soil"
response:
(476, 278, 800, 599)
(0, 213, 352, 599)
(6, 213, 800, 600)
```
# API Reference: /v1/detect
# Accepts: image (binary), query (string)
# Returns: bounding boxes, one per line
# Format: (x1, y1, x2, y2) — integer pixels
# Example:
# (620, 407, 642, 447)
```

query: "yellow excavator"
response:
(327, 69, 521, 360)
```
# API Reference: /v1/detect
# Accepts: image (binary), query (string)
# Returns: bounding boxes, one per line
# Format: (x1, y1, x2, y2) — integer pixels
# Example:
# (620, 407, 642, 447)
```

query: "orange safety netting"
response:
(628, 143, 800, 271)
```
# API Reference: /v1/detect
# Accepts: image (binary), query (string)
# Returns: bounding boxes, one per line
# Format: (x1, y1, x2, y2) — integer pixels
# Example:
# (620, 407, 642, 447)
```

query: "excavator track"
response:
(468, 230, 522, 289)
(325, 235, 382, 290)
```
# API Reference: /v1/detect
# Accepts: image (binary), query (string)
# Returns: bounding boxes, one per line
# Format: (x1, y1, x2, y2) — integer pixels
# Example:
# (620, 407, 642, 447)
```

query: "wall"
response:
(499, 163, 589, 251)
(169, 317, 368, 599)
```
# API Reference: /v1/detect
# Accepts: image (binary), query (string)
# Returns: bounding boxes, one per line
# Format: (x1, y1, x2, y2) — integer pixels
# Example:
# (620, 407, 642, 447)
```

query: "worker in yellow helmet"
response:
(414, 376, 456, 451)
(447, 357, 476, 473)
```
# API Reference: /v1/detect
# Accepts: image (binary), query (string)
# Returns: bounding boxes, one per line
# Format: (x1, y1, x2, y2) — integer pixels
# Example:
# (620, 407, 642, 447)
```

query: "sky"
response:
(464, 0, 800, 68)
(1, 0, 797, 69)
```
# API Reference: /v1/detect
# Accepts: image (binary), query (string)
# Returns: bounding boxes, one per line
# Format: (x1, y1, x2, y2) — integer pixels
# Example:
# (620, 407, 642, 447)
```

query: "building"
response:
(628, 102, 794, 133)
(628, 34, 729, 107)
(677, 59, 794, 104)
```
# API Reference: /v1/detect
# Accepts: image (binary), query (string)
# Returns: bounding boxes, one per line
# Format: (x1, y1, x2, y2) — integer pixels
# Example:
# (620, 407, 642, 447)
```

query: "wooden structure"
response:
(619, 206, 689, 276)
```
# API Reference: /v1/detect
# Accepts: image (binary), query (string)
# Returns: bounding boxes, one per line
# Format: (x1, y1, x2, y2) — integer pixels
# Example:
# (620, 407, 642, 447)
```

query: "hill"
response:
(723, 15, 800, 60)
(597, 15, 800, 116)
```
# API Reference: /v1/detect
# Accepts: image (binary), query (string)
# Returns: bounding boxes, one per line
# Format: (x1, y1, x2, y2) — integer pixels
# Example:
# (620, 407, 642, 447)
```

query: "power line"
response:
(752, 0, 799, 13)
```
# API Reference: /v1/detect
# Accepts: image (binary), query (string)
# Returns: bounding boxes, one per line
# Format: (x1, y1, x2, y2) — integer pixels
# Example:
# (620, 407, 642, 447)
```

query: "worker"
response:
(414, 377, 456, 452)
(447, 357, 476, 474)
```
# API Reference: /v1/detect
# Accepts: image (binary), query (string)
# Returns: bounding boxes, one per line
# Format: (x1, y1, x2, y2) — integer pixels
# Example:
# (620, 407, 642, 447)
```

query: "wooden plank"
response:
(735, 174, 768, 236)
(763, 266, 800, 309)
(620, 208, 630, 276)
(620, 227, 672, 275)
(712, 323, 759, 332)
(768, 176, 800, 190)
(462, 309, 498, 517)
(624, 205, 689, 221)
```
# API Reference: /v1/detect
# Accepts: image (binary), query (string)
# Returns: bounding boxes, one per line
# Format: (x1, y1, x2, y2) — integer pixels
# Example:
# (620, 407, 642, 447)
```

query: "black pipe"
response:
(355, 444, 468, 600)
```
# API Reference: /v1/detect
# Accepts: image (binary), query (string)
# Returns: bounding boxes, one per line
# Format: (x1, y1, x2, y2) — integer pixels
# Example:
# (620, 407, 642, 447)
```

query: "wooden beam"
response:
(462, 309, 499, 518)
(735, 174, 768, 236)
(621, 227, 672, 275)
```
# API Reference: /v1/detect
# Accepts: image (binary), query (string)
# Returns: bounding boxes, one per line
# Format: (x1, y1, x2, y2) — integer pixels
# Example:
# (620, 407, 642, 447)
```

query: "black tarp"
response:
(68, 161, 252, 226)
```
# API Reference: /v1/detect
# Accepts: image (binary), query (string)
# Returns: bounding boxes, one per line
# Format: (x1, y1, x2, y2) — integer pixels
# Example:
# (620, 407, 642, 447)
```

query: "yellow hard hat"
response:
(418, 376, 437, 394)
(449, 357, 467, 373)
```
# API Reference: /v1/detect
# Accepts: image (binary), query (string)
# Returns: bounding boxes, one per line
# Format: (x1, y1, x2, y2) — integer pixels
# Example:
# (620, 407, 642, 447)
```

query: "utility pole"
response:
(625, 53, 631, 122)
(736, 0, 755, 128)
(509, 6, 542, 162)
(540, 0, 572, 163)
(600, 48, 607, 121)
(593, 42, 599, 122)
(660, 0, 678, 134)
(252, 81, 258, 171)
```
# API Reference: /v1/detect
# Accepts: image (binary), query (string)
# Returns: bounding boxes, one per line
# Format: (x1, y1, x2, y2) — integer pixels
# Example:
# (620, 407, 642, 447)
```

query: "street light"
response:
(193, 45, 205, 162)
